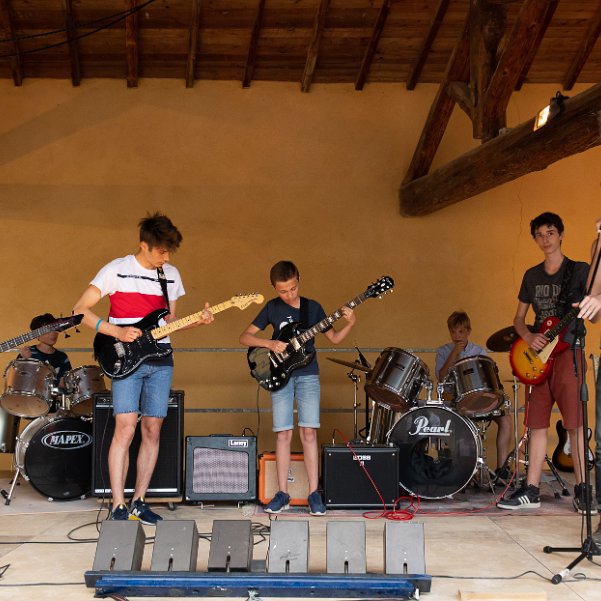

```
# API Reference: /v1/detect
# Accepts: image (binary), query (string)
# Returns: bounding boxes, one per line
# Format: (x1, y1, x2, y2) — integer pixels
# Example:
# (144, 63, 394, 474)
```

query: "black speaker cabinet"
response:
(185, 436, 256, 502)
(322, 444, 399, 508)
(92, 390, 183, 497)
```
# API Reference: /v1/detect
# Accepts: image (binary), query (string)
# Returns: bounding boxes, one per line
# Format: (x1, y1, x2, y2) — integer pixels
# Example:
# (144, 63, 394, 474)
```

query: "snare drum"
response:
(65, 365, 108, 417)
(0, 359, 54, 418)
(388, 405, 481, 499)
(15, 414, 93, 500)
(365, 348, 430, 412)
(450, 355, 506, 418)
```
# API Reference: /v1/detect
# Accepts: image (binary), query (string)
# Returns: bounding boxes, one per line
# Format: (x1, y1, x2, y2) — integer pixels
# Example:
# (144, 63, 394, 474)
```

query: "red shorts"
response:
(525, 349, 585, 430)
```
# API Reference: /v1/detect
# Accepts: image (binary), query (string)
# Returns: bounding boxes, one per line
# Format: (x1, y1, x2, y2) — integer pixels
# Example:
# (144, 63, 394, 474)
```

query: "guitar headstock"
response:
(365, 276, 394, 299)
(230, 293, 265, 310)
(54, 314, 83, 332)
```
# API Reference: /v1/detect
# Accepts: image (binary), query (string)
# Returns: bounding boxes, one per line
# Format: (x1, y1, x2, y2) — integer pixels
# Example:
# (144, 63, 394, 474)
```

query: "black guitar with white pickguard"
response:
(247, 276, 394, 391)
(94, 293, 263, 379)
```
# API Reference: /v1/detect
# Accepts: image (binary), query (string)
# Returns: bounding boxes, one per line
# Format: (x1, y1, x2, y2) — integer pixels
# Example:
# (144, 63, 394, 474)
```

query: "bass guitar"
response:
(551, 419, 594, 472)
(0, 314, 83, 353)
(509, 306, 578, 386)
(247, 276, 394, 391)
(94, 293, 264, 379)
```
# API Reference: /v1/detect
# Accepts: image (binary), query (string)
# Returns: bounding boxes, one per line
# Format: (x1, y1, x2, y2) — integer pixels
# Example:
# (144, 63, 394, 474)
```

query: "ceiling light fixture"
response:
(533, 91, 569, 131)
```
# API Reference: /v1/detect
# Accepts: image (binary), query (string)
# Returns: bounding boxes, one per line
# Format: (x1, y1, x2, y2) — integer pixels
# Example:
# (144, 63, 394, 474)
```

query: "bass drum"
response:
(388, 405, 481, 499)
(15, 415, 93, 500)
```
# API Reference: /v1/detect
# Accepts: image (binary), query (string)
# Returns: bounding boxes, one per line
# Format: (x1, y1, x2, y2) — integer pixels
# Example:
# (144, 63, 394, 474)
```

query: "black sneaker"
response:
(129, 497, 163, 526)
(308, 491, 326, 516)
(592, 521, 601, 549)
(494, 466, 511, 486)
(572, 483, 599, 515)
(497, 484, 541, 510)
(264, 491, 290, 514)
(110, 503, 132, 521)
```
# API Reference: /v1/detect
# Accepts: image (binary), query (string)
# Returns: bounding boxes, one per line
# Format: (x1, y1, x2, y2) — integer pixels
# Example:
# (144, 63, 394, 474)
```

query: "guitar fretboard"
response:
(151, 301, 235, 340)
(543, 306, 579, 342)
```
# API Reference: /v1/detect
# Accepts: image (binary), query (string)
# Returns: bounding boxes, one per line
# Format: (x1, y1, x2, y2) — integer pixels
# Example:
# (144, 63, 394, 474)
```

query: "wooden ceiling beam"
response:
(563, 0, 601, 91)
(406, 0, 450, 91)
(301, 0, 330, 93)
(399, 83, 601, 216)
(0, 0, 22, 86)
(125, 0, 139, 88)
(186, 0, 202, 88)
(402, 16, 470, 185)
(62, 0, 81, 86)
(355, 0, 391, 91)
(514, 0, 558, 91)
(242, 0, 265, 88)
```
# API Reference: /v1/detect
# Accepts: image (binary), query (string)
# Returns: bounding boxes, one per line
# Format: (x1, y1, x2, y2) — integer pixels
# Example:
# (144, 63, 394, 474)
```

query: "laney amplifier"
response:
(185, 435, 257, 502)
(322, 444, 399, 508)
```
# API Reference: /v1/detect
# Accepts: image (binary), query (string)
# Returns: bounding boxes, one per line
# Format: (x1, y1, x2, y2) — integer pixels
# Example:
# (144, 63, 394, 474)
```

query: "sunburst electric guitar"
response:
(94, 293, 264, 379)
(509, 306, 578, 386)
(247, 276, 394, 392)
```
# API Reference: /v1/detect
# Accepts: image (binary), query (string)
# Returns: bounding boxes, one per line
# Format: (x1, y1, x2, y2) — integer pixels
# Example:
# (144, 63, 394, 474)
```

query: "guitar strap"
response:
(156, 267, 170, 309)
(555, 258, 575, 319)
(299, 296, 310, 331)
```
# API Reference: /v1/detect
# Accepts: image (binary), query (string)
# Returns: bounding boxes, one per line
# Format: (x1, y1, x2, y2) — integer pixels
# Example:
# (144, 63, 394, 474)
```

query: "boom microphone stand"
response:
(544, 236, 601, 583)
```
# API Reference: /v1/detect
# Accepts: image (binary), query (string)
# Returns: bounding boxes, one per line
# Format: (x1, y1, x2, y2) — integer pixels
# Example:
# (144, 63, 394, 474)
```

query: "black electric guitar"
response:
(552, 419, 594, 472)
(247, 276, 394, 391)
(94, 293, 264, 379)
(0, 314, 83, 353)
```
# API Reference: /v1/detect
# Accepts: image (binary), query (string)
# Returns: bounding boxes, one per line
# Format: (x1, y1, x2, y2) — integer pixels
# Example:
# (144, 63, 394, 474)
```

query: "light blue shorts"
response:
(271, 374, 320, 431)
(111, 363, 173, 418)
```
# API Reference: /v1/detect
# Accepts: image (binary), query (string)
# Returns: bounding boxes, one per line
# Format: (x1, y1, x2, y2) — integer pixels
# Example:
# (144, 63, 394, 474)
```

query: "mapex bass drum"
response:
(365, 348, 430, 412)
(15, 415, 93, 500)
(0, 358, 54, 418)
(64, 365, 108, 417)
(388, 405, 481, 499)
(450, 355, 506, 418)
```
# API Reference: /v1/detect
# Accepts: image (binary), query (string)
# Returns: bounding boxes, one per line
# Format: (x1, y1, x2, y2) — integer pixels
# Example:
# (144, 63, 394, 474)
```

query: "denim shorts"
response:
(271, 374, 320, 431)
(111, 363, 173, 418)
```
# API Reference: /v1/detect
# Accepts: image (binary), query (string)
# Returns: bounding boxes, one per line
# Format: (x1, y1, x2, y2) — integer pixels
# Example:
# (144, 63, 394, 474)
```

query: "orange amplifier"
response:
(258, 452, 309, 506)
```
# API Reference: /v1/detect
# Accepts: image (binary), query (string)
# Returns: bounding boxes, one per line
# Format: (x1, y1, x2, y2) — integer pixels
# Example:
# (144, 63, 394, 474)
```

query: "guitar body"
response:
(509, 315, 571, 386)
(247, 322, 316, 391)
(552, 419, 594, 472)
(93, 309, 172, 379)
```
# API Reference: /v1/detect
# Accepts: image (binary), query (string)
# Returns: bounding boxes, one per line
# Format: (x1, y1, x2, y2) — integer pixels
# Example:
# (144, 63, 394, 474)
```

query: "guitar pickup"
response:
(114, 342, 125, 358)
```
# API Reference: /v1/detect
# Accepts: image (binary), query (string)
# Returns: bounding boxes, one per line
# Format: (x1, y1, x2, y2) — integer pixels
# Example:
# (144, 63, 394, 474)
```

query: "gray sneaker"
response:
(264, 491, 290, 514)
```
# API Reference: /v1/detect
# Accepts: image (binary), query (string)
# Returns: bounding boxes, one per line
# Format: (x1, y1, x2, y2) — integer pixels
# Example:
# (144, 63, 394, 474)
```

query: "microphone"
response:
(355, 346, 371, 368)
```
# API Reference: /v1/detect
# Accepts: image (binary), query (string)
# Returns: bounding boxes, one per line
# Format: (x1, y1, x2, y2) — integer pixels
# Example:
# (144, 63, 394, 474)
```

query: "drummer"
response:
(435, 310, 512, 482)
(18, 313, 72, 393)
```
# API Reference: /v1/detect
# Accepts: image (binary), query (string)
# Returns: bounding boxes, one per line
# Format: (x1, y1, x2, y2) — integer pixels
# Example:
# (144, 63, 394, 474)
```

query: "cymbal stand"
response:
(346, 369, 361, 442)
(472, 418, 496, 492)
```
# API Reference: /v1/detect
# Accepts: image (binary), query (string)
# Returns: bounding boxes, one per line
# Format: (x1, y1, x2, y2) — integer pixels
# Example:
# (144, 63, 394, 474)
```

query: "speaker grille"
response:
(192, 448, 250, 494)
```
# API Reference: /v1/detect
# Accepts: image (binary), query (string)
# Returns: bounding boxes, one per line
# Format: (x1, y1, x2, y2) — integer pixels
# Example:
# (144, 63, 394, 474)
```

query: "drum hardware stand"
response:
(471, 419, 496, 493)
(346, 369, 362, 442)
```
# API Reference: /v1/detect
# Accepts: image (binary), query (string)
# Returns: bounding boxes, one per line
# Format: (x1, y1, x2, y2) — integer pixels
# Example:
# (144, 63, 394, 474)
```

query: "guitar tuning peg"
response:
(64, 333, 71, 339)
(75, 327, 80, 333)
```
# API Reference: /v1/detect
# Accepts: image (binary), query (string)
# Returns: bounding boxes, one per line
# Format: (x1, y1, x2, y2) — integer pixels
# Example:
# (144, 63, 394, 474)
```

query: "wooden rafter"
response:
(399, 82, 601, 216)
(62, 0, 80, 86)
(301, 0, 330, 93)
(406, 0, 450, 91)
(0, 0, 22, 86)
(125, 0, 139, 88)
(242, 0, 265, 88)
(186, 0, 202, 88)
(355, 0, 391, 91)
(563, 0, 601, 91)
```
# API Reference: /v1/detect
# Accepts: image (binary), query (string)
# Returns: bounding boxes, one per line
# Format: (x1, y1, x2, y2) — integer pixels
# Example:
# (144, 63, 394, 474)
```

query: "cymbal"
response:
(326, 357, 372, 373)
(486, 325, 535, 352)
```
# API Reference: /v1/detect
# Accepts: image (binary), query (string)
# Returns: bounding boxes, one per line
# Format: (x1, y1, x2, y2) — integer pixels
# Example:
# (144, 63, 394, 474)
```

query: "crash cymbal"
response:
(486, 325, 535, 352)
(326, 357, 372, 373)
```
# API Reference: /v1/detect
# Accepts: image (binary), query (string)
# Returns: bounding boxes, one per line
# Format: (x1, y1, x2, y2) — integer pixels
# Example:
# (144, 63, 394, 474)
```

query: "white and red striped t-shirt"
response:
(90, 254, 185, 343)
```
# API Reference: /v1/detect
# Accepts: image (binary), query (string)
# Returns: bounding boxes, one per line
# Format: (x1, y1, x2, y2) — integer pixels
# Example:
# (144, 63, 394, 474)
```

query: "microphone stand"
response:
(543, 238, 601, 582)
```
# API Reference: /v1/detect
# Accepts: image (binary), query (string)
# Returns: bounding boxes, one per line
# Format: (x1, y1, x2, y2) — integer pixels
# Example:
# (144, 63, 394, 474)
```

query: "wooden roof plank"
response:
(125, 0, 139, 88)
(242, 0, 266, 88)
(186, 0, 202, 88)
(354, 0, 391, 91)
(63, 0, 80, 86)
(301, 0, 330, 93)
(563, 0, 601, 90)
(400, 82, 601, 216)
(0, 0, 22, 86)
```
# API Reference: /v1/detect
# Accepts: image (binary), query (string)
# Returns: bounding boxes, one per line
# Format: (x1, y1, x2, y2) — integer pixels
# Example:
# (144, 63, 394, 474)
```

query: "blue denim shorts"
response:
(271, 374, 320, 431)
(111, 363, 173, 418)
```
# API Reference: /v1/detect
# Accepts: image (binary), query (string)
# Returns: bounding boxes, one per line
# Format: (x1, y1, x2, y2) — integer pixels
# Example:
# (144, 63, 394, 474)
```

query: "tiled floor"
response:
(1, 475, 601, 601)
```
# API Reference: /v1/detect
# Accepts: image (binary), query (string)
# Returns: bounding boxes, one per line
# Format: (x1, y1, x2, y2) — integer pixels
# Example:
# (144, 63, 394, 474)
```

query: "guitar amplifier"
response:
(322, 444, 399, 508)
(259, 452, 309, 506)
(92, 390, 183, 497)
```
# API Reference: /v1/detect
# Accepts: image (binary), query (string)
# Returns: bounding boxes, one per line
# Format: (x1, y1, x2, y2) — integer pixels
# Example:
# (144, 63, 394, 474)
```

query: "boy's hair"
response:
(30, 313, 57, 330)
(269, 261, 300, 286)
(530, 212, 564, 237)
(447, 311, 471, 331)
(139, 212, 182, 251)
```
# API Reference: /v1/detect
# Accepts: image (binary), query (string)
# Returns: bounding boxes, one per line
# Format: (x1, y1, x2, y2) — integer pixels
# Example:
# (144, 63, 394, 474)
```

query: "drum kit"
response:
(328, 345, 510, 500)
(0, 358, 108, 504)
